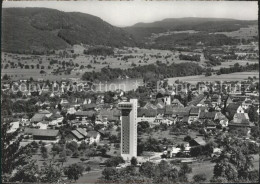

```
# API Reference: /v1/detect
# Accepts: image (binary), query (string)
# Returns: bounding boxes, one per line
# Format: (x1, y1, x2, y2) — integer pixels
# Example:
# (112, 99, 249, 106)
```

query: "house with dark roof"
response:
(205, 121, 217, 131)
(70, 130, 85, 141)
(137, 108, 157, 123)
(82, 103, 97, 111)
(164, 105, 174, 117)
(188, 107, 200, 124)
(189, 137, 206, 147)
(24, 128, 60, 141)
(225, 102, 242, 119)
(31, 113, 46, 123)
(99, 108, 120, 123)
(188, 94, 205, 106)
(211, 94, 221, 107)
(75, 110, 96, 121)
(199, 112, 216, 121)
(172, 98, 184, 107)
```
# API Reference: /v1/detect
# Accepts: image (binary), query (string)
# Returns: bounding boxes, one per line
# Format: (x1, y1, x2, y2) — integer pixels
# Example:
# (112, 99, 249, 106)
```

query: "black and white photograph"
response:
(1, 1, 259, 183)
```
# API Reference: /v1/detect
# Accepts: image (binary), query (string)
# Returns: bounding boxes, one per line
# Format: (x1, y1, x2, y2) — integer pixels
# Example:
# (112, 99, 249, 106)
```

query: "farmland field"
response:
(1, 46, 204, 81)
(213, 25, 258, 39)
(211, 59, 258, 70)
(167, 71, 259, 84)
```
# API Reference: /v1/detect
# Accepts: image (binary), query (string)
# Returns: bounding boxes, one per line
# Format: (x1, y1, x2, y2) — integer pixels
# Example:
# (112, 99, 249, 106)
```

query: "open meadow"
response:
(167, 71, 259, 84)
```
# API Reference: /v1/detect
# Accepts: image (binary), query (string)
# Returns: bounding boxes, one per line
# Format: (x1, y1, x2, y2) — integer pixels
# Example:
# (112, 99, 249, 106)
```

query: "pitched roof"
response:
(182, 116, 189, 123)
(143, 102, 157, 110)
(38, 110, 51, 114)
(172, 107, 191, 117)
(172, 99, 184, 107)
(199, 112, 216, 119)
(71, 130, 84, 140)
(75, 111, 95, 117)
(164, 105, 174, 115)
(190, 107, 200, 115)
(156, 101, 165, 109)
(24, 128, 59, 137)
(87, 131, 99, 138)
(76, 128, 88, 137)
(234, 113, 249, 120)
(31, 113, 46, 122)
(137, 108, 157, 117)
(188, 94, 204, 106)
(82, 103, 97, 110)
(191, 137, 206, 146)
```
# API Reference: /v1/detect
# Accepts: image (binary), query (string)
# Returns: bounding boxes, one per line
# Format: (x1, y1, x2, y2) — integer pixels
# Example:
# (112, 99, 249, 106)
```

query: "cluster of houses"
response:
(138, 92, 258, 129)
(4, 76, 259, 152)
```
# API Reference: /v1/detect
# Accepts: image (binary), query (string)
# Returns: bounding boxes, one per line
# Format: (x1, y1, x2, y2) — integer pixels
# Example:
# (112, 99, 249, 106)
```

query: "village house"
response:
(86, 131, 101, 144)
(31, 110, 52, 123)
(188, 107, 200, 124)
(242, 98, 253, 109)
(24, 128, 60, 141)
(137, 108, 157, 124)
(75, 110, 96, 121)
(189, 137, 206, 147)
(7, 121, 20, 134)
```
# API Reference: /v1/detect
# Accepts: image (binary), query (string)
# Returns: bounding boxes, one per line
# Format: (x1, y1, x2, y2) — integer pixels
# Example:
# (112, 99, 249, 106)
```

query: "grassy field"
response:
(211, 59, 258, 70)
(2, 43, 258, 82)
(188, 154, 259, 181)
(167, 71, 259, 84)
(1, 46, 204, 81)
(213, 25, 258, 40)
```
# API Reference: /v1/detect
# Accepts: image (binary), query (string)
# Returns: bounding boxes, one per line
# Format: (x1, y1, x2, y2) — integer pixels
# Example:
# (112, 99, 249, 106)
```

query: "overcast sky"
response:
(3, 1, 258, 27)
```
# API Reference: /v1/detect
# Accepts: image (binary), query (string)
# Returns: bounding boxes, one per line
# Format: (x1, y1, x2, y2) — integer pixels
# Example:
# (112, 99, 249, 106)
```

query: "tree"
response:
(59, 150, 67, 165)
(79, 141, 88, 151)
(140, 161, 155, 178)
(64, 163, 84, 181)
(167, 168, 179, 182)
(100, 147, 107, 157)
(184, 135, 192, 142)
(40, 162, 62, 183)
(10, 161, 39, 182)
(40, 70, 46, 74)
(130, 157, 138, 166)
(193, 174, 207, 182)
(248, 105, 259, 123)
(105, 156, 125, 167)
(2, 74, 10, 80)
(66, 141, 78, 152)
(154, 160, 171, 182)
(248, 170, 259, 182)
(179, 163, 192, 179)
(213, 158, 238, 181)
(1, 96, 22, 178)
(102, 167, 118, 180)
(85, 166, 91, 173)
(42, 151, 48, 160)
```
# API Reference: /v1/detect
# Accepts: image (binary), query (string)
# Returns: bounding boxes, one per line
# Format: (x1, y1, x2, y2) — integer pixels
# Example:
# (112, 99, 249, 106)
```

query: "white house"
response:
(87, 131, 101, 144)
(7, 121, 20, 134)
(237, 105, 245, 113)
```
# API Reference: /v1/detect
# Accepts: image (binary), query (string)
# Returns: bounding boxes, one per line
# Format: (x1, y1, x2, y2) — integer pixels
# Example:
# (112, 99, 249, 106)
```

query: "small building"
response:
(188, 107, 200, 124)
(7, 121, 20, 134)
(189, 137, 206, 147)
(75, 110, 95, 121)
(87, 131, 101, 144)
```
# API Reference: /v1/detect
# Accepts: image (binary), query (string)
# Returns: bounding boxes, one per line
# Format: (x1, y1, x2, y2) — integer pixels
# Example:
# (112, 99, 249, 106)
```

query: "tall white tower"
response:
(118, 99, 138, 161)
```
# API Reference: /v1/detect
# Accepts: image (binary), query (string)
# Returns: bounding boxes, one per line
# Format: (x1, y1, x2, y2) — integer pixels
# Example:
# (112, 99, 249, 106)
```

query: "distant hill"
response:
(124, 17, 257, 41)
(1, 8, 136, 53)
(2, 9, 257, 53)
